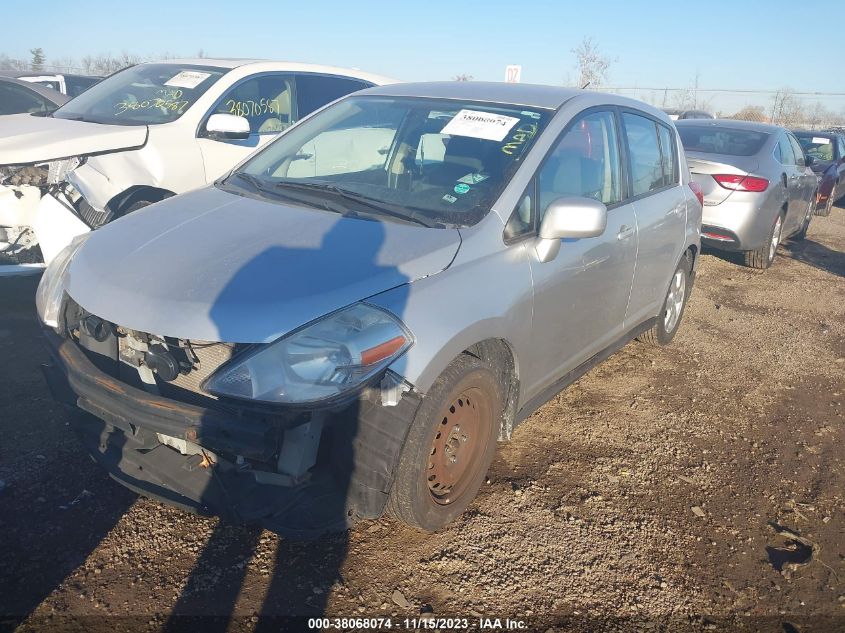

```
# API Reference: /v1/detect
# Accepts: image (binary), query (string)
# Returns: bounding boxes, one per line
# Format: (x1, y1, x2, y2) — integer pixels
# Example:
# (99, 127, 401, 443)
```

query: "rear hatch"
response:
(685, 152, 760, 206)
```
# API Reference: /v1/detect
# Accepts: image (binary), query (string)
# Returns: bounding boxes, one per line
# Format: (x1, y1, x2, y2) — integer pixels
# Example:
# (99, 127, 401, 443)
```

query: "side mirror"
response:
(804, 154, 815, 167)
(535, 197, 607, 263)
(205, 113, 250, 140)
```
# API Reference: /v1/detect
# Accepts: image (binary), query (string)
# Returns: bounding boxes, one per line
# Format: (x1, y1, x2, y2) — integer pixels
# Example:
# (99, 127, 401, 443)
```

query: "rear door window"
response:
(776, 137, 796, 165)
(787, 134, 807, 167)
(622, 112, 663, 196)
(295, 75, 371, 118)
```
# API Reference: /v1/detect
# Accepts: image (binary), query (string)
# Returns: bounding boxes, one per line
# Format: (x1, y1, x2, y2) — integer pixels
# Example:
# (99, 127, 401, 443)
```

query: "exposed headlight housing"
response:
(203, 303, 413, 405)
(35, 233, 90, 328)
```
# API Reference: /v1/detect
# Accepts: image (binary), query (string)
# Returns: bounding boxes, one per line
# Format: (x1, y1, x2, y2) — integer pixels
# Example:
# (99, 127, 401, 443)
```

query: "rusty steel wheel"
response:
(388, 354, 501, 531)
(426, 386, 493, 505)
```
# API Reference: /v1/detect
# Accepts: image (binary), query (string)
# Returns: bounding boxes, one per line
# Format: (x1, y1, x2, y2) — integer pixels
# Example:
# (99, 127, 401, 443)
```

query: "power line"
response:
(604, 86, 845, 98)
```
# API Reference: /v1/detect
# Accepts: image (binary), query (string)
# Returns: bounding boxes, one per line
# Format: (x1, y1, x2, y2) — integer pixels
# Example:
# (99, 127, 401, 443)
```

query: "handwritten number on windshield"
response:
(114, 88, 188, 116)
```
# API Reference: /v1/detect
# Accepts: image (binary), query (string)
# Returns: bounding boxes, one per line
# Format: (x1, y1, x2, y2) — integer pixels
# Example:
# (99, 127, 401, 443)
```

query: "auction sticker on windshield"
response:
(440, 109, 520, 142)
(165, 71, 212, 89)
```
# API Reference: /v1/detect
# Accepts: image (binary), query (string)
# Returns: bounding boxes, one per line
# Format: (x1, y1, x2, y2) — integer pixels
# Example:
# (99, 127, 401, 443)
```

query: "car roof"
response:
(357, 81, 587, 109)
(792, 129, 841, 138)
(675, 118, 782, 134)
(0, 70, 98, 79)
(151, 58, 397, 85)
(351, 82, 677, 120)
(0, 75, 69, 105)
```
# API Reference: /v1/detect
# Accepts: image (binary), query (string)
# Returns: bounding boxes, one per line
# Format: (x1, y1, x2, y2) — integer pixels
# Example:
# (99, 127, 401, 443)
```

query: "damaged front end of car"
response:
(40, 292, 421, 539)
(0, 157, 108, 270)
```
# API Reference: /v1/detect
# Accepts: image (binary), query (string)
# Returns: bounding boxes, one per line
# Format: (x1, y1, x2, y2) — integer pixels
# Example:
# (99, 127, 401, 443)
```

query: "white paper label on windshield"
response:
(164, 71, 211, 89)
(812, 137, 831, 145)
(440, 109, 520, 142)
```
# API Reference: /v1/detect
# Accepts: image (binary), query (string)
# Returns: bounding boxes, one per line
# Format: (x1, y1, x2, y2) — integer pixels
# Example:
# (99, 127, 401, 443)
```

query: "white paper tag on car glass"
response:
(812, 137, 831, 145)
(164, 71, 211, 89)
(440, 109, 520, 142)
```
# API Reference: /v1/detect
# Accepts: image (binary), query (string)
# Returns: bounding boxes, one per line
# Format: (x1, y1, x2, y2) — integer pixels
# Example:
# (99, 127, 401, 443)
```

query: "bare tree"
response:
(0, 54, 28, 71)
(805, 101, 829, 130)
(572, 37, 612, 89)
(81, 52, 142, 76)
(770, 88, 804, 127)
(29, 47, 46, 72)
(50, 56, 79, 73)
(452, 74, 473, 82)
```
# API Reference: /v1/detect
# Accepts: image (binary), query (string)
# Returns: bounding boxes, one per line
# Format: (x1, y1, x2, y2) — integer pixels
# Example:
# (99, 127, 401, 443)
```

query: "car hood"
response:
(0, 114, 147, 165)
(66, 186, 462, 343)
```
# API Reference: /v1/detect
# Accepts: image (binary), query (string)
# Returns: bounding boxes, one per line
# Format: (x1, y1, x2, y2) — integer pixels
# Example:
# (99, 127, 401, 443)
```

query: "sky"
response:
(4, 0, 845, 115)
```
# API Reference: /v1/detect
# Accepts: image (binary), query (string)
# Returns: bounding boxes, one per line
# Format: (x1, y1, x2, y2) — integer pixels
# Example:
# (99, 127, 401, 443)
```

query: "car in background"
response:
(10, 72, 101, 97)
(0, 58, 395, 271)
(677, 119, 817, 269)
(663, 108, 714, 121)
(0, 75, 68, 116)
(792, 130, 845, 217)
(38, 83, 701, 536)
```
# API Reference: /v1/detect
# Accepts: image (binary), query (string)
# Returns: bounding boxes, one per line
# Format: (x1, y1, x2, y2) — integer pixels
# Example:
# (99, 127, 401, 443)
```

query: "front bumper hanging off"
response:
(42, 329, 421, 538)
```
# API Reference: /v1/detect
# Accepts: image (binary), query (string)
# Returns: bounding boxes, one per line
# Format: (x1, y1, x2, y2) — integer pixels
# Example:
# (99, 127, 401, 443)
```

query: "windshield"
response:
(226, 96, 551, 227)
(678, 125, 770, 157)
(53, 63, 226, 125)
(795, 133, 836, 162)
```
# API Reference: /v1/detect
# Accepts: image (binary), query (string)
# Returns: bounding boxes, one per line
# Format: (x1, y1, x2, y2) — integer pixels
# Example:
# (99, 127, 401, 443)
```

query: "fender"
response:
(106, 185, 175, 216)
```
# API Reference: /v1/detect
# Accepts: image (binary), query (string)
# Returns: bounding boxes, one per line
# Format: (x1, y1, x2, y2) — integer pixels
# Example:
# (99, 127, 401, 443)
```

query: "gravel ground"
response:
(0, 207, 843, 633)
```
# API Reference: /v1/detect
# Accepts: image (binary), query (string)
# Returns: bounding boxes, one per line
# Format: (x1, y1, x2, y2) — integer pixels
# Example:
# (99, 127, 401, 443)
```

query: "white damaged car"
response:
(0, 58, 394, 273)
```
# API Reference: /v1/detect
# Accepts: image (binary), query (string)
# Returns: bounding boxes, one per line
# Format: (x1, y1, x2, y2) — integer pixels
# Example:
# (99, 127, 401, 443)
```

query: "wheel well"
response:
(106, 186, 175, 217)
(686, 244, 698, 269)
(462, 338, 519, 440)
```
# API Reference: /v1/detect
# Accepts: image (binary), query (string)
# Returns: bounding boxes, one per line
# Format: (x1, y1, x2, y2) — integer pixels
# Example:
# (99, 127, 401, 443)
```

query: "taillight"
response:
(688, 181, 704, 207)
(712, 174, 769, 192)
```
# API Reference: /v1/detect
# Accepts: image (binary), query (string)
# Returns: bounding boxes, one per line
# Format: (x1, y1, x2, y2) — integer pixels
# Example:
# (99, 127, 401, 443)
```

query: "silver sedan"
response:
(676, 119, 818, 269)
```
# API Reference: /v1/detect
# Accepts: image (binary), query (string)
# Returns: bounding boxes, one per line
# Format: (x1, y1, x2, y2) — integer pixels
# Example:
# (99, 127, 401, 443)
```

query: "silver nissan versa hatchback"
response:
(38, 82, 702, 536)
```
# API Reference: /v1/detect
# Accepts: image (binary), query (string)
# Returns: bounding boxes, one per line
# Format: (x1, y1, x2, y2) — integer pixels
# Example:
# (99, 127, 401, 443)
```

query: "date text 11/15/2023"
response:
(306, 617, 529, 630)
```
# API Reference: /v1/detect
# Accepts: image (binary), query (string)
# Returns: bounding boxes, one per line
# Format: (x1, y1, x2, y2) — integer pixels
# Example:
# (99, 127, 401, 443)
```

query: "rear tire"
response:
(387, 354, 501, 532)
(638, 253, 691, 347)
(744, 213, 783, 269)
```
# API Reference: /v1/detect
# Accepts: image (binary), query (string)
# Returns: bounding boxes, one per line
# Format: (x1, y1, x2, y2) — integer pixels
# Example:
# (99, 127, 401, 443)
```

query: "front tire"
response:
(744, 212, 783, 269)
(387, 354, 501, 531)
(638, 253, 691, 347)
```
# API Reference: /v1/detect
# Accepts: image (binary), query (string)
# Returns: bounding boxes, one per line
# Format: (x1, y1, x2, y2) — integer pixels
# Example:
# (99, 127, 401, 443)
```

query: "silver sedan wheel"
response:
(664, 268, 686, 333)
(769, 215, 783, 263)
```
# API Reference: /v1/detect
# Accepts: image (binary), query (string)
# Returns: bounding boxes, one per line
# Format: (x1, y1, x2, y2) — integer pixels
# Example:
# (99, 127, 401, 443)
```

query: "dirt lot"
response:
(0, 207, 843, 633)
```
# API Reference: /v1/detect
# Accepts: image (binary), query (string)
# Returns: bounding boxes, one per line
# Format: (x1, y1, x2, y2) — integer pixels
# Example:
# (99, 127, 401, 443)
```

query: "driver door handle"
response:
(617, 226, 635, 241)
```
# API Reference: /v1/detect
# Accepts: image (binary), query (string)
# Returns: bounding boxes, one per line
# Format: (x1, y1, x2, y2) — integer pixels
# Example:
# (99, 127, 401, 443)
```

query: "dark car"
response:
(663, 108, 715, 121)
(1, 71, 100, 97)
(792, 130, 845, 216)
(0, 75, 68, 116)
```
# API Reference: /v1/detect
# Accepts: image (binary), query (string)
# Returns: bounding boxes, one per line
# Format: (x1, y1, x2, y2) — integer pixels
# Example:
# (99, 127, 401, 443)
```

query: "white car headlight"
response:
(36, 233, 90, 328)
(203, 303, 413, 405)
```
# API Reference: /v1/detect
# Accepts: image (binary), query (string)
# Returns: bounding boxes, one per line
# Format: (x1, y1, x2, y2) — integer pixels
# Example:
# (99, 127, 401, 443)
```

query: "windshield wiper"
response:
(228, 171, 266, 192)
(274, 181, 439, 228)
